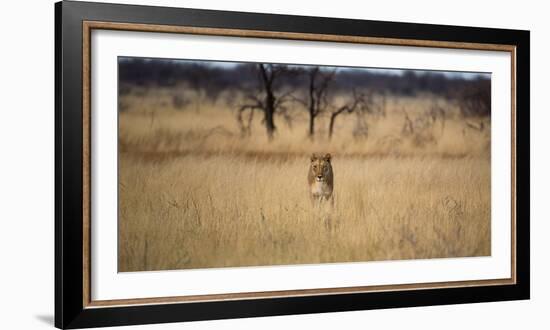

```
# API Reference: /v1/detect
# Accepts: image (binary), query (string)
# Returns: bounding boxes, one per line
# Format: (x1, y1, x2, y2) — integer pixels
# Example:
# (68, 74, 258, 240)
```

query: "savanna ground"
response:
(118, 87, 491, 272)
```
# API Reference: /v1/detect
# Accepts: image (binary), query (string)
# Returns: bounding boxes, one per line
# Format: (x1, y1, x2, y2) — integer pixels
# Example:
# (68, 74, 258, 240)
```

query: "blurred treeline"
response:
(119, 58, 490, 114)
(119, 58, 490, 142)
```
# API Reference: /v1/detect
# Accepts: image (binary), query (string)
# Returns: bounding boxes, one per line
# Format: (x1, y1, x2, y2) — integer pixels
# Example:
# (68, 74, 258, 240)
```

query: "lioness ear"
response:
(311, 153, 317, 162)
(324, 153, 331, 162)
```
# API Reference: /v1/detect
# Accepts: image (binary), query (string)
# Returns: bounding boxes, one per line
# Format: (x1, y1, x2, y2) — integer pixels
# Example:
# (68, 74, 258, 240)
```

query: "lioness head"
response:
(309, 153, 333, 183)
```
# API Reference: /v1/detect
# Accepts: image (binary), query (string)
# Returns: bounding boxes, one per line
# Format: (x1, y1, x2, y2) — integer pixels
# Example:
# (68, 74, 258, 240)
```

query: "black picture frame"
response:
(55, 0, 530, 328)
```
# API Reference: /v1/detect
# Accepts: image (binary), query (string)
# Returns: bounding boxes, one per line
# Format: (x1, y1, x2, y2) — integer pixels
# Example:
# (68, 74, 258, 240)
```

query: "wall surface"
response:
(0, 0, 546, 329)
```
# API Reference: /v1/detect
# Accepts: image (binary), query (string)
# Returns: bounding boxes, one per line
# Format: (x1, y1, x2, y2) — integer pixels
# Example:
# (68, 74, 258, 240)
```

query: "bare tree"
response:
(328, 90, 365, 140)
(455, 79, 491, 117)
(236, 64, 292, 140)
(259, 64, 278, 139)
(293, 67, 335, 139)
(400, 104, 447, 147)
(401, 109, 414, 136)
(327, 89, 387, 140)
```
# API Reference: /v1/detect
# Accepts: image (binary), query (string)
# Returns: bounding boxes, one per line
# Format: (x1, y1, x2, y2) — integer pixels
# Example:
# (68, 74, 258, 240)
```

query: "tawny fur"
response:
(308, 153, 334, 203)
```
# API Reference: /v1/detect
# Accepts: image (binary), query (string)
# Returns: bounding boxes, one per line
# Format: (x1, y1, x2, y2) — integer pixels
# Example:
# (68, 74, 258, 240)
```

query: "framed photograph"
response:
(55, 1, 530, 328)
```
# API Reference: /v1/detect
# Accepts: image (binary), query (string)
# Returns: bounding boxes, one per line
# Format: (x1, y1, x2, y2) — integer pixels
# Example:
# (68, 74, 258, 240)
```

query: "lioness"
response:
(308, 153, 334, 203)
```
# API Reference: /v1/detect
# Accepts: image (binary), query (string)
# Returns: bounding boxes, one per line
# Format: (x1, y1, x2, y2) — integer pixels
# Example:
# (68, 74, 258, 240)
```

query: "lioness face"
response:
(310, 153, 332, 182)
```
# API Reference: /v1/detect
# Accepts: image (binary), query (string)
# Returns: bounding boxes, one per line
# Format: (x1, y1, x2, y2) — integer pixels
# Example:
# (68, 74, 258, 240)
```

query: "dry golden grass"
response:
(118, 88, 491, 272)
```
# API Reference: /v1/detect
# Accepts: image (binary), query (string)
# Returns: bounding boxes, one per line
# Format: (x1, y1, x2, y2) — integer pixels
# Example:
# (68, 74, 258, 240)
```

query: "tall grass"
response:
(118, 88, 490, 272)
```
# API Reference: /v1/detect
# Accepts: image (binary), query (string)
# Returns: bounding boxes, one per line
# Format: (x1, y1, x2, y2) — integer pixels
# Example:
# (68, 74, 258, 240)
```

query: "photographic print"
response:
(56, 3, 529, 327)
(118, 57, 491, 272)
